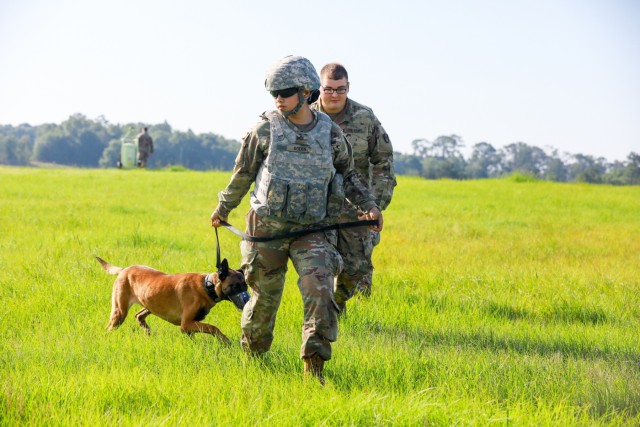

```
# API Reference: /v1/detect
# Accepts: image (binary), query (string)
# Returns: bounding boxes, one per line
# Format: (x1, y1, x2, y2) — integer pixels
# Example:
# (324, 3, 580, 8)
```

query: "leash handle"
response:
(215, 227, 221, 268)
(218, 219, 379, 242)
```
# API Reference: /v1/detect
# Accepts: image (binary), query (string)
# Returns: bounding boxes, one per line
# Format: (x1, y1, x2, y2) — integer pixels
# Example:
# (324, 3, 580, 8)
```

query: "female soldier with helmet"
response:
(210, 55, 383, 384)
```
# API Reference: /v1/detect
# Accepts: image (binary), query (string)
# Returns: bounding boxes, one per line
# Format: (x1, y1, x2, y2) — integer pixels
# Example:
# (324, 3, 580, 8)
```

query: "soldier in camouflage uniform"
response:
(136, 127, 154, 167)
(210, 56, 383, 384)
(311, 63, 396, 310)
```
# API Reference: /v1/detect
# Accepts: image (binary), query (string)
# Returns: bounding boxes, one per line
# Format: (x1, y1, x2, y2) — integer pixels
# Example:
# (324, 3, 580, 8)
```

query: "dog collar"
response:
(204, 274, 223, 303)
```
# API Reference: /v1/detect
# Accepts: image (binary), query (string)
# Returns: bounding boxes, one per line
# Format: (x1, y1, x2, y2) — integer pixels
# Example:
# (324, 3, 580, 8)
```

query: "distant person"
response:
(137, 127, 154, 167)
(210, 55, 383, 384)
(311, 63, 396, 312)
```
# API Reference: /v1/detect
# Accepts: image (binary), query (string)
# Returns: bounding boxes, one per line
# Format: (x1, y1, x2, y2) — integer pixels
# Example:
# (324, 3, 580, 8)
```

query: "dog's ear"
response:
(218, 258, 229, 281)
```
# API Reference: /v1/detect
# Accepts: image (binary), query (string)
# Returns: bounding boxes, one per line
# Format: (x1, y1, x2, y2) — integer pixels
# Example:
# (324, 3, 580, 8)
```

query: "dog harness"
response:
(203, 274, 222, 303)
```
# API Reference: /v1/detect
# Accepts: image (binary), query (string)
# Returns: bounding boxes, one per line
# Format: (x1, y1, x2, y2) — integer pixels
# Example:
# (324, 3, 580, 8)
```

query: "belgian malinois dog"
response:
(96, 256, 249, 344)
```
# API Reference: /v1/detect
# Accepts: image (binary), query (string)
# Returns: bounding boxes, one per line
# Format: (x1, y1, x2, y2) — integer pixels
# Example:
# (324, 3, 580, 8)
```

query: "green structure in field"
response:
(117, 131, 138, 169)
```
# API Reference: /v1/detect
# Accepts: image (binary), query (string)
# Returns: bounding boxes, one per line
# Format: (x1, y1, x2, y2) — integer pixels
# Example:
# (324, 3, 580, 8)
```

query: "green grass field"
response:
(1, 166, 639, 426)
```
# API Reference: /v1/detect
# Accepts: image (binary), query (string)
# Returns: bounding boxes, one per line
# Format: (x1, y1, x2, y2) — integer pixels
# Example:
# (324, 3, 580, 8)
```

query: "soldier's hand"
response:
(359, 207, 383, 232)
(210, 209, 228, 228)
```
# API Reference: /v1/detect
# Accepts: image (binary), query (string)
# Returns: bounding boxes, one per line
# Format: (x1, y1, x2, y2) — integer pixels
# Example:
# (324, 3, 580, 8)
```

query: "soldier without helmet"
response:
(312, 63, 396, 310)
(136, 127, 154, 168)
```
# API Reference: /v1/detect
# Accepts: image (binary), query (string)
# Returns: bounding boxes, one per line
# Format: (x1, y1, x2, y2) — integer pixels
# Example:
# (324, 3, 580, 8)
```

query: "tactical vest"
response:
(250, 111, 344, 224)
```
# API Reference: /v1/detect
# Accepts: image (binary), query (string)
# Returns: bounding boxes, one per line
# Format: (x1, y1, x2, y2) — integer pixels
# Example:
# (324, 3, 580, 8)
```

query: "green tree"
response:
(430, 135, 465, 159)
(541, 149, 568, 182)
(33, 114, 112, 166)
(0, 134, 32, 165)
(603, 152, 640, 185)
(99, 139, 123, 168)
(624, 152, 640, 184)
(566, 154, 607, 183)
(0, 124, 37, 165)
(500, 142, 548, 177)
(33, 127, 69, 165)
(466, 142, 502, 178)
(411, 138, 430, 159)
(393, 152, 423, 176)
(414, 135, 467, 179)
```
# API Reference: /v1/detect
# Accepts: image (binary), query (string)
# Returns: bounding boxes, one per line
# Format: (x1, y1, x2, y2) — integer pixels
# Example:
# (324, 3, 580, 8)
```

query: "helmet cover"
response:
(265, 55, 321, 92)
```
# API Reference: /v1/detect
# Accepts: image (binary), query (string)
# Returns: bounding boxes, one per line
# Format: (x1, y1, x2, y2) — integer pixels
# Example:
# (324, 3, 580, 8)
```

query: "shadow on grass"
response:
(427, 296, 615, 326)
(481, 300, 612, 325)
(346, 317, 640, 364)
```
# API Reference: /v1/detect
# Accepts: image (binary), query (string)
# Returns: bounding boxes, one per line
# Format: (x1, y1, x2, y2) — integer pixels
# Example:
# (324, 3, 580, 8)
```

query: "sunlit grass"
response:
(1, 166, 639, 425)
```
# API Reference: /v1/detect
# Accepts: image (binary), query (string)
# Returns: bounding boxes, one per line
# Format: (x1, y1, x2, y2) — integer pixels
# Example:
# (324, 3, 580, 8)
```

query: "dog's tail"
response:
(96, 256, 123, 275)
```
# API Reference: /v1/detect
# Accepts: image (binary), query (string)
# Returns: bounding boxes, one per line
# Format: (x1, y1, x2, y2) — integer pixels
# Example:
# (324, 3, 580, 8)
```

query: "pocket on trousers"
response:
(240, 240, 259, 282)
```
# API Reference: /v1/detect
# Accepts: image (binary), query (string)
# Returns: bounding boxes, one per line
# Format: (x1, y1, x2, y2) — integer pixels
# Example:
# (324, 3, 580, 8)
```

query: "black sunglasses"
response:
(270, 87, 299, 98)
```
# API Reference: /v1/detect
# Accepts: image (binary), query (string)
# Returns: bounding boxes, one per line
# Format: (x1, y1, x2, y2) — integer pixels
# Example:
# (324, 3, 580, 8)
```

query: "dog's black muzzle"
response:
(216, 258, 250, 311)
(229, 290, 250, 311)
(223, 271, 249, 311)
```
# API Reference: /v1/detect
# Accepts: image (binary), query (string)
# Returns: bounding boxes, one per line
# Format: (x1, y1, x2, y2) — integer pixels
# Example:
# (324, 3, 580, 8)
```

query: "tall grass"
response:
(1, 166, 639, 426)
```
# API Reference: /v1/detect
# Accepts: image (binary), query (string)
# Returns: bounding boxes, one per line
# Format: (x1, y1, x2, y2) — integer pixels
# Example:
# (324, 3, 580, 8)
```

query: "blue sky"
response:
(1, 0, 638, 161)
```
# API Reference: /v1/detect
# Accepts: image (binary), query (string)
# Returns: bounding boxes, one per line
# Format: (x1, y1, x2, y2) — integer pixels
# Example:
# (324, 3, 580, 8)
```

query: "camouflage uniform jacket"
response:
(137, 132, 154, 154)
(312, 98, 396, 211)
(216, 110, 378, 222)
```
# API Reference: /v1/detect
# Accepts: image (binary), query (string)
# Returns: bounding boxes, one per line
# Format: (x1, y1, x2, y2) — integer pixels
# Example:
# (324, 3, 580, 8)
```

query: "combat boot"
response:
(303, 354, 325, 385)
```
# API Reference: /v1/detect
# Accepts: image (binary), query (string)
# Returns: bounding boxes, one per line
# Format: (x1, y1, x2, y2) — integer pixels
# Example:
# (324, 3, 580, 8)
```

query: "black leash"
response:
(214, 227, 223, 268)
(213, 219, 378, 272)
(218, 219, 378, 243)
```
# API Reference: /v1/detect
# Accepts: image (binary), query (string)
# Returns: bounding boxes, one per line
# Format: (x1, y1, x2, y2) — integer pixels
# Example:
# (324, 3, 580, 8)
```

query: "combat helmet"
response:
(265, 55, 321, 116)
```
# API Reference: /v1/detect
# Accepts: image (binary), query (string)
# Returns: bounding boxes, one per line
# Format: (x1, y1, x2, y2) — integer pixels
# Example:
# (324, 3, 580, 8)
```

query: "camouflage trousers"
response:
(355, 230, 381, 296)
(334, 224, 374, 307)
(239, 210, 343, 361)
(137, 149, 151, 167)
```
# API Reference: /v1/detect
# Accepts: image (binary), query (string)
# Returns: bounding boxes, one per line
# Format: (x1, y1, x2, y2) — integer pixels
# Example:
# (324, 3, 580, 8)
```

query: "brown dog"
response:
(96, 256, 249, 344)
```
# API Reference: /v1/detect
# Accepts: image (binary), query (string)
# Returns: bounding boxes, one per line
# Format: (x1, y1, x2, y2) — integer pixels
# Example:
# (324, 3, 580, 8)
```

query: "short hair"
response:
(320, 63, 348, 81)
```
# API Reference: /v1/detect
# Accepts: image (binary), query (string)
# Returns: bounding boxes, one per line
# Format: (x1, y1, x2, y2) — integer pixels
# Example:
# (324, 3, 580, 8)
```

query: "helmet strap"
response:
(282, 87, 306, 117)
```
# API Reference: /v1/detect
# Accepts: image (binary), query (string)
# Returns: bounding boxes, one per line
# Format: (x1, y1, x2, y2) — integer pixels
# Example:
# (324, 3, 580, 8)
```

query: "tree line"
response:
(1, 116, 638, 185)
(394, 135, 639, 185)
(0, 114, 240, 171)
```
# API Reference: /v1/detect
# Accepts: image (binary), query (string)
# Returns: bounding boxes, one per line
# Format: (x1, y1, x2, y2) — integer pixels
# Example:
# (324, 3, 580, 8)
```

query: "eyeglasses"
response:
(270, 87, 299, 98)
(322, 86, 348, 95)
